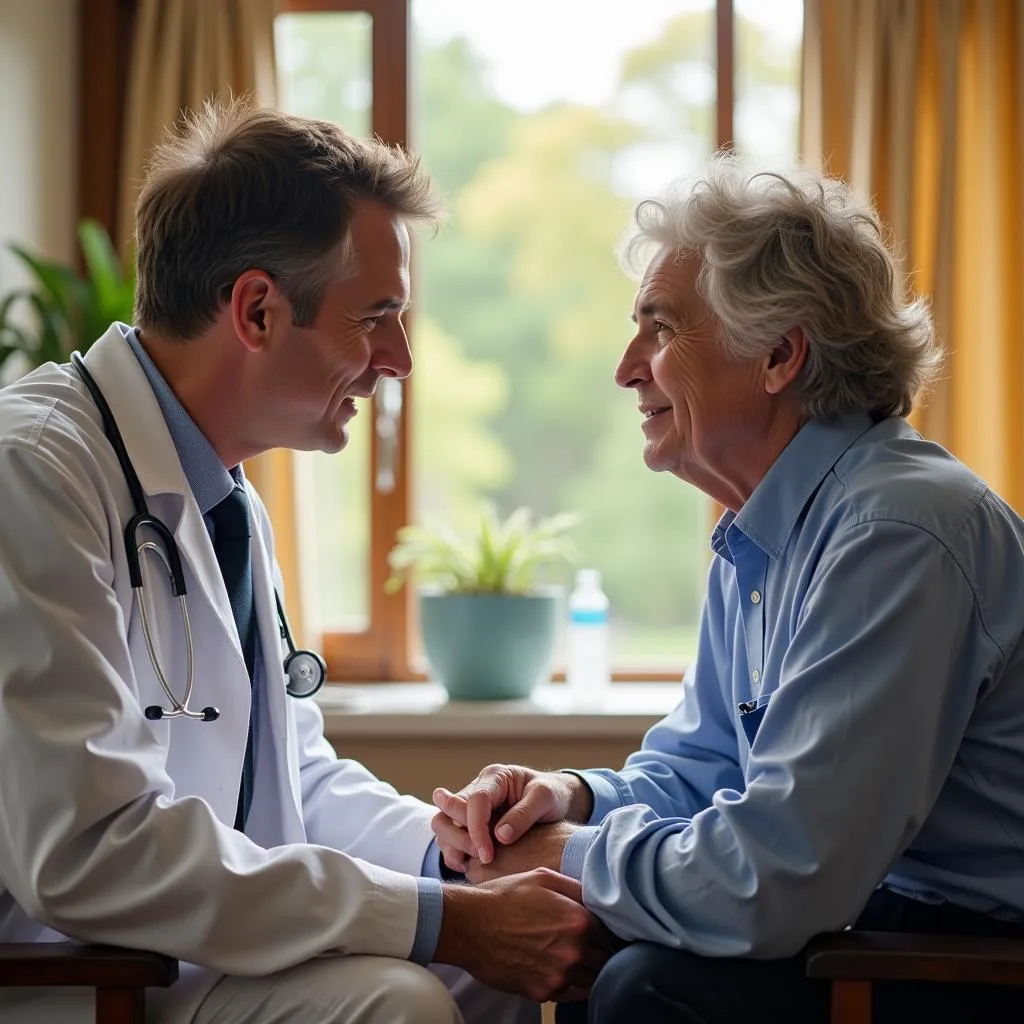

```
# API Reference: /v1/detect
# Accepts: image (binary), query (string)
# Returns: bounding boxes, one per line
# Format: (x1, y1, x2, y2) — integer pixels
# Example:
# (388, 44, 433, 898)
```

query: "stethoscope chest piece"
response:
(284, 648, 328, 698)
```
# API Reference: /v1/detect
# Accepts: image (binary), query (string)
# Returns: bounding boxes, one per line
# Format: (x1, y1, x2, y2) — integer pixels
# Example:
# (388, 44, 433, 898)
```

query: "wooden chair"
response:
(806, 930, 1024, 1024)
(0, 942, 178, 1024)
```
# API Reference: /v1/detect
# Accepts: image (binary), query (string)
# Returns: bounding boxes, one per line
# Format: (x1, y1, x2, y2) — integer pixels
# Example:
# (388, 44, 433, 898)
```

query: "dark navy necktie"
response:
(209, 485, 257, 830)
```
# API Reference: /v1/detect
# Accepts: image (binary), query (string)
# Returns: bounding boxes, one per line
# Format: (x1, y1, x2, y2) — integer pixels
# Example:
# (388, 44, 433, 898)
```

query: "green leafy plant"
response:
(386, 505, 579, 595)
(0, 219, 135, 377)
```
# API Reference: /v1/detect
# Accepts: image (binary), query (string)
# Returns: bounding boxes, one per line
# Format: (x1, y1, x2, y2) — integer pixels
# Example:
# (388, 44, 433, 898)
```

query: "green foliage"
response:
(386, 505, 578, 596)
(0, 219, 134, 377)
(413, 317, 512, 521)
(418, 36, 521, 197)
(275, 11, 373, 136)
(407, 12, 721, 639)
(565, 396, 710, 628)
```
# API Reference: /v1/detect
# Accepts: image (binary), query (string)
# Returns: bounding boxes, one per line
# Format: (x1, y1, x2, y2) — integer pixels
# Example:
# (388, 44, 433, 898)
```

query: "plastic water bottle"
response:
(566, 568, 611, 708)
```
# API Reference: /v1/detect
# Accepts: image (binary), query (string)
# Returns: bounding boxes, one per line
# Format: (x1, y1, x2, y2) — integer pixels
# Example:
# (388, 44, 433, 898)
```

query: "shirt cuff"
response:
(420, 837, 466, 883)
(410, 877, 444, 965)
(561, 826, 601, 881)
(561, 769, 626, 824)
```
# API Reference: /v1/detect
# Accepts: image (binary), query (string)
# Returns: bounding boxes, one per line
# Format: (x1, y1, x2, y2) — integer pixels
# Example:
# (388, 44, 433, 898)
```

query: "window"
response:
(276, 0, 803, 680)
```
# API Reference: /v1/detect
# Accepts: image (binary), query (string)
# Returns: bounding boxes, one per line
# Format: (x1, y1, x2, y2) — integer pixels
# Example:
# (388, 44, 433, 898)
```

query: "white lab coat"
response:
(0, 325, 439, 1022)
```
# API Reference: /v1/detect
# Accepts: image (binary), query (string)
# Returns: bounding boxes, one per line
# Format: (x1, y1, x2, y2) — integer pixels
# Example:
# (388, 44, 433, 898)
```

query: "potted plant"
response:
(0, 218, 134, 380)
(387, 505, 578, 700)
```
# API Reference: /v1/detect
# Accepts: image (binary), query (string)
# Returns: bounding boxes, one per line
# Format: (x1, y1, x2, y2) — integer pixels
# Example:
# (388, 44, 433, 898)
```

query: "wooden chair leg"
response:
(831, 980, 872, 1024)
(96, 986, 145, 1024)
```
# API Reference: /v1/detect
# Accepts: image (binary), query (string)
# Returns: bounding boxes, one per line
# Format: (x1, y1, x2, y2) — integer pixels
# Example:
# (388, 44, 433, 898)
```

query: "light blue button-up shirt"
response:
(122, 326, 443, 962)
(562, 412, 1024, 957)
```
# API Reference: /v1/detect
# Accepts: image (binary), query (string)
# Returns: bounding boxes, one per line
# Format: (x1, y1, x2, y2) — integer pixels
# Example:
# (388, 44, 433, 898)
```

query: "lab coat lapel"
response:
(79, 326, 253, 823)
(83, 326, 304, 842)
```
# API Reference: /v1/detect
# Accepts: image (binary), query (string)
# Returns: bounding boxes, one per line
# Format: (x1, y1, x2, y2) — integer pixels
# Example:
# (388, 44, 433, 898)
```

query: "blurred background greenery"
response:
(275, 0, 802, 668)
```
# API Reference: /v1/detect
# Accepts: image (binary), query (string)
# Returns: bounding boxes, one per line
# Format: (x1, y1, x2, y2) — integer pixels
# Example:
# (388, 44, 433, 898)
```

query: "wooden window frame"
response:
(283, 0, 737, 682)
(283, 0, 413, 680)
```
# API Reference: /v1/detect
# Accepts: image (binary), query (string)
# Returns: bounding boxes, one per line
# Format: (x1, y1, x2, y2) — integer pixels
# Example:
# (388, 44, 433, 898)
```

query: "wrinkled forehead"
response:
(634, 246, 702, 314)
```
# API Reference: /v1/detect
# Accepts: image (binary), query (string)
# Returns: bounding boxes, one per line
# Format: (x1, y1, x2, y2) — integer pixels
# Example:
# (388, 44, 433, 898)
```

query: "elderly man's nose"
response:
(615, 337, 649, 388)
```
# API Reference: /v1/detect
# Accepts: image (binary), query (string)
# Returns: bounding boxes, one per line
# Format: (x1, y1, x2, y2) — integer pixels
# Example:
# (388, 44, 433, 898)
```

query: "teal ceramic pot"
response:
(419, 589, 561, 701)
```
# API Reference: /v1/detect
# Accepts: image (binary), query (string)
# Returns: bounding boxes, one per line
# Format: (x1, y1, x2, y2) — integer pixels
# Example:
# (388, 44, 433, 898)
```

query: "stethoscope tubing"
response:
(70, 351, 326, 720)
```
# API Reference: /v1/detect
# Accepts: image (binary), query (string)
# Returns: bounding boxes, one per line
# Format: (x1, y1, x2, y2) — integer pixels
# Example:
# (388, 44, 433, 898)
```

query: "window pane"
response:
(411, 0, 718, 668)
(276, 11, 373, 632)
(275, 13, 373, 137)
(734, 0, 803, 166)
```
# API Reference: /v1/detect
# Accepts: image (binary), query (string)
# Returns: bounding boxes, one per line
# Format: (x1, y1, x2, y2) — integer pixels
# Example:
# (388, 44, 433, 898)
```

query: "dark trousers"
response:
(557, 889, 1024, 1024)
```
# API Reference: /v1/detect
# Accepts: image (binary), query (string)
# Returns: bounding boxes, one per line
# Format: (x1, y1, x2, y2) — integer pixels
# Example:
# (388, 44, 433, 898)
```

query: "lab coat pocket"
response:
(738, 693, 772, 747)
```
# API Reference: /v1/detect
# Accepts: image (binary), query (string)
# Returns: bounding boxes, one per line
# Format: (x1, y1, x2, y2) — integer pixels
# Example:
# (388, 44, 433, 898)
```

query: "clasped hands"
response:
(430, 764, 623, 1003)
(431, 763, 592, 883)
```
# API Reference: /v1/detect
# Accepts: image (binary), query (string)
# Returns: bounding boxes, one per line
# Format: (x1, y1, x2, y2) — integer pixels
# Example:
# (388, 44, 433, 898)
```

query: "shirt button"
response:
(751, 590, 761, 604)
(752, 669, 760, 683)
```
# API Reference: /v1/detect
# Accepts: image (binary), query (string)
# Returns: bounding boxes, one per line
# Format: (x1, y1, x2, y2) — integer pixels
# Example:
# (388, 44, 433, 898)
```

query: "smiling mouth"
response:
(643, 407, 670, 419)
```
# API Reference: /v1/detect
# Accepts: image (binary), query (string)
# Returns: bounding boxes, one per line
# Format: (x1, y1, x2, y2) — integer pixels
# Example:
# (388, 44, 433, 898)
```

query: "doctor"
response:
(0, 100, 611, 1024)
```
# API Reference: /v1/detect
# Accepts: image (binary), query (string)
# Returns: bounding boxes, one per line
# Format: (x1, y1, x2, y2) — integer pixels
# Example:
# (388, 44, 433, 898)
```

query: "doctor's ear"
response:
(230, 270, 285, 353)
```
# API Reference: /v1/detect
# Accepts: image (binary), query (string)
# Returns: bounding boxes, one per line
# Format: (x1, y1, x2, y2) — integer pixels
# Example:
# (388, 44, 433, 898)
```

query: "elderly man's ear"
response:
(764, 325, 809, 395)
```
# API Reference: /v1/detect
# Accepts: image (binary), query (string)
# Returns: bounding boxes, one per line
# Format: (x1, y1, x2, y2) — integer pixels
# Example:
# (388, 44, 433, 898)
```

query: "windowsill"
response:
(315, 681, 681, 739)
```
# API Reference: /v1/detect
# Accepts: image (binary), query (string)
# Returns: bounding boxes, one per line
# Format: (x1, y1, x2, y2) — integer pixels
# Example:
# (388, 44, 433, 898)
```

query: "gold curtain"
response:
(119, 0, 281, 244)
(801, 0, 1024, 510)
(119, 0, 305, 640)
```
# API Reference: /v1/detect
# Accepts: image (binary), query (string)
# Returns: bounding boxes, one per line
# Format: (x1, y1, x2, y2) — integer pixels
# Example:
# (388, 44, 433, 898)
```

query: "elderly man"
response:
(431, 159, 1024, 1023)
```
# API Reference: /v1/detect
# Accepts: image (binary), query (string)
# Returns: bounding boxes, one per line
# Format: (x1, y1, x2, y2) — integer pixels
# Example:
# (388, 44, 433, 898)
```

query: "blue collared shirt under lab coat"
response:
(124, 326, 442, 962)
(562, 411, 1024, 956)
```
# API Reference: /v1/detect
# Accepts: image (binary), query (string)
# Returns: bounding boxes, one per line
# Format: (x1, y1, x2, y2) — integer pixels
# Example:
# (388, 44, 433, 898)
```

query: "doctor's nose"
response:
(372, 318, 412, 381)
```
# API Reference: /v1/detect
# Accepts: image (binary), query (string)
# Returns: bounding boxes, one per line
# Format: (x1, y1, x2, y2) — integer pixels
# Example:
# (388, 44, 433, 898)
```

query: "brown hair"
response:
(134, 98, 442, 339)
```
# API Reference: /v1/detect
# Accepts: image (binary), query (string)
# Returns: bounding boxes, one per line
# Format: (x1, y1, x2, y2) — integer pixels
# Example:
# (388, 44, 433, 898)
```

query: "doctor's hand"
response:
(432, 764, 593, 871)
(435, 867, 619, 1003)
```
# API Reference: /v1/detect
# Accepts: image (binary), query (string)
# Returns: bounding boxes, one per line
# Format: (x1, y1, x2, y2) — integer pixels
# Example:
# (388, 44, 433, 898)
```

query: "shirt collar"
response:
(123, 325, 239, 514)
(711, 412, 880, 562)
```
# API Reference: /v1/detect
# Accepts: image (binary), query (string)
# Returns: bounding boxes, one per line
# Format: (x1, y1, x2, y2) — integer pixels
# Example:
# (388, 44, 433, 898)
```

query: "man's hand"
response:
(462, 822, 579, 883)
(432, 764, 593, 870)
(434, 867, 619, 1003)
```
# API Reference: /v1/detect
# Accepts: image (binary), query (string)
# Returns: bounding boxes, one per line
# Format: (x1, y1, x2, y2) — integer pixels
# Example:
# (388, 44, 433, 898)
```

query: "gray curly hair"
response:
(619, 155, 941, 420)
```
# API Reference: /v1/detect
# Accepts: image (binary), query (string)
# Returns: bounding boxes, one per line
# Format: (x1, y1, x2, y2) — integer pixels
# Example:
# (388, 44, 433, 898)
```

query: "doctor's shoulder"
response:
(1, 361, 107, 448)
(0, 362, 121, 522)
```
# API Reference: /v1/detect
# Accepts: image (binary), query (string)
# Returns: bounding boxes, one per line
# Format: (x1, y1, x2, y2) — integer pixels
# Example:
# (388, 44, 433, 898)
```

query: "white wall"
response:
(0, 0, 78, 278)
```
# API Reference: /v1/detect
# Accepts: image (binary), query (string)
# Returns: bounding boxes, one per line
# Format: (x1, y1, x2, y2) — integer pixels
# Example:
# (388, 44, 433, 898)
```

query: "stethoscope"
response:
(71, 352, 327, 722)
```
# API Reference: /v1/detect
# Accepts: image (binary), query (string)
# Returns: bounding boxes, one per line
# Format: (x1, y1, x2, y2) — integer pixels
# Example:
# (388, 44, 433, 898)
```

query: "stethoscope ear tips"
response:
(144, 704, 220, 721)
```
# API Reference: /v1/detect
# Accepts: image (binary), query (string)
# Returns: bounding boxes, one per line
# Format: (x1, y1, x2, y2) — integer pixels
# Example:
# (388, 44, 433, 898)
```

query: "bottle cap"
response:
(576, 568, 601, 589)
